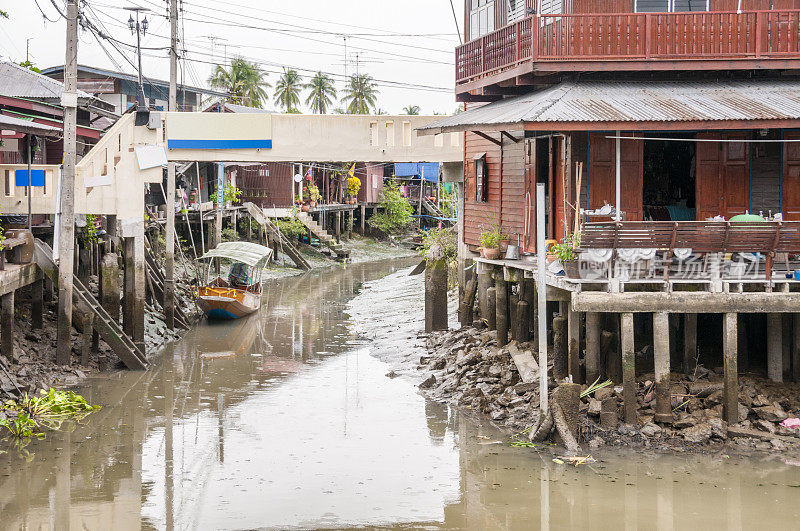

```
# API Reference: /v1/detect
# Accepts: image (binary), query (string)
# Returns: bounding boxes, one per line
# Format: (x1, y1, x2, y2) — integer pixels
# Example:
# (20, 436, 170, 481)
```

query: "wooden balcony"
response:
(456, 10, 800, 100)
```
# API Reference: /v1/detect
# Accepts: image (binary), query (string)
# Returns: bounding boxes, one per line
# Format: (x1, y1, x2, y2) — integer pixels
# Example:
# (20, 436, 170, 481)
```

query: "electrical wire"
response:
(34, 0, 62, 23)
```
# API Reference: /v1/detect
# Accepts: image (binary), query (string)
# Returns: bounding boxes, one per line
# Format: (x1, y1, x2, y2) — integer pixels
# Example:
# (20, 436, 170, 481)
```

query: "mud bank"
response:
(420, 326, 800, 455)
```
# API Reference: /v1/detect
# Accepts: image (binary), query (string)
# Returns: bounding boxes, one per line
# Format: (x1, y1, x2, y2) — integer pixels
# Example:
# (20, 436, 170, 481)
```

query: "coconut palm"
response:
(341, 73, 379, 115)
(208, 58, 270, 108)
(274, 68, 303, 113)
(403, 105, 421, 115)
(304, 72, 337, 114)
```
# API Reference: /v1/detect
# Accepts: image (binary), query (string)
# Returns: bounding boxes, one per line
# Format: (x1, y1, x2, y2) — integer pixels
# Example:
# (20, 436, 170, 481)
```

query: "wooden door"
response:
(695, 132, 723, 220)
(723, 132, 750, 218)
(783, 131, 800, 220)
(696, 132, 750, 220)
(554, 136, 567, 240)
(587, 133, 643, 221)
(523, 137, 537, 253)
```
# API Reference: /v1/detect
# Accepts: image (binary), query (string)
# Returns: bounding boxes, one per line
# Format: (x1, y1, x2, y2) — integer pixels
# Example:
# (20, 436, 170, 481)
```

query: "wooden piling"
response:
(477, 269, 492, 328)
(683, 313, 697, 374)
(723, 312, 739, 424)
(585, 312, 601, 385)
(335, 211, 342, 241)
(794, 314, 800, 383)
(621, 312, 636, 424)
(424, 254, 448, 333)
(509, 292, 519, 340)
(81, 311, 94, 366)
(31, 278, 44, 330)
(653, 312, 672, 424)
(486, 287, 497, 331)
(348, 209, 353, 239)
(495, 276, 509, 346)
(360, 204, 366, 234)
(516, 300, 530, 342)
(552, 315, 568, 380)
(458, 277, 478, 327)
(567, 305, 581, 383)
(767, 313, 783, 382)
(519, 278, 534, 340)
(100, 253, 120, 321)
(1, 291, 13, 359)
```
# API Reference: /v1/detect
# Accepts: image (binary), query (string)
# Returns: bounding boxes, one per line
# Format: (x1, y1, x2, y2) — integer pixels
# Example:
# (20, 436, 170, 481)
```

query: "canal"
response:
(1, 258, 799, 529)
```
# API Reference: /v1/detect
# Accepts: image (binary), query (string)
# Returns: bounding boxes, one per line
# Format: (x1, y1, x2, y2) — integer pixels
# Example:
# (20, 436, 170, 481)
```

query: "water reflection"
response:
(1, 259, 799, 529)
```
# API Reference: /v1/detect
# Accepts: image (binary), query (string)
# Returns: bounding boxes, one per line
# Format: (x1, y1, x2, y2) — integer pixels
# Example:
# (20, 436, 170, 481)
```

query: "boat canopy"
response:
(197, 242, 273, 267)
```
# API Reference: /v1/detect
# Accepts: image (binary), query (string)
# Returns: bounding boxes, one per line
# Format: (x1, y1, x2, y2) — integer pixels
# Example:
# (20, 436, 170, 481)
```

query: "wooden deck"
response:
(0, 262, 40, 297)
(456, 10, 800, 98)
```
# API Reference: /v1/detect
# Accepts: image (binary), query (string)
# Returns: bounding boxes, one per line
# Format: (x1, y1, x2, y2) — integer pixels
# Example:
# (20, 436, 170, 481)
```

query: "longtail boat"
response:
(196, 242, 273, 320)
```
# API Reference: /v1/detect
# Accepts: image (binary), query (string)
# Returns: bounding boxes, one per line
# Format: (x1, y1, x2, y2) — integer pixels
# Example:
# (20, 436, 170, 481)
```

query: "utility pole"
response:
(125, 7, 149, 110)
(57, 0, 78, 365)
(164, 0, 178, 330)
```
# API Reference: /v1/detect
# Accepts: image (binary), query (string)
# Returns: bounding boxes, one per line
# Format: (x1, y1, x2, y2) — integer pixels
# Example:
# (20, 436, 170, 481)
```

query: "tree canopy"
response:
(403, 105, 421, 115)
(274, 68, 303, 113)
(304, 72, 337, 114)
(341, 74, 379, 115)
(208, 58, 270, 108)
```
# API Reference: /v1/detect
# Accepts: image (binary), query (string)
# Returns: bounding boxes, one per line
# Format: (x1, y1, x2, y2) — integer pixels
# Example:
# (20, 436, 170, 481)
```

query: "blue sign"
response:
(15, 169, 46, 187)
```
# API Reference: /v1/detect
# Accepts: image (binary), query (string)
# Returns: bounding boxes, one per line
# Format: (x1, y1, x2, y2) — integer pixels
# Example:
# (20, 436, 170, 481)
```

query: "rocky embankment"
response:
(419, 326, 800, 454)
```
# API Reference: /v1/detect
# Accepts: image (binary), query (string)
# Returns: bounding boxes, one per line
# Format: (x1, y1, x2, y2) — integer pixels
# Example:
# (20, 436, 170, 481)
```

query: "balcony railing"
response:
(456, 10, 800, 84)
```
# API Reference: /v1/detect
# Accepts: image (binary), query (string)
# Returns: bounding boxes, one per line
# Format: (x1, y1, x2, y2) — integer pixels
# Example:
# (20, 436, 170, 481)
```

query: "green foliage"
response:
(439, 187, 457, 219)
(276, 213, 306, 240)
(210, 183, 243, 207)
(342, 73, 379, 114)
(0, 10, 7, 19)
(274, 68, 303, 112)
(81, 214, 99, 246)
(549, 233, 580, 261)
(580, 377, 613, 398)
(17, 60, 40, 73)
(479, 222, 506, 249)
(208, 57, 271, 108)
(221, 226, 238, 242)
(307, 183, 322, 202)
(403, 105, 421, 115)
(0, 225, 5, 252)
(346, 176, 361, 198)
(420, 227, 457, 267)
(368, 182, 413, 235)
(0, 412, 43, 440)
(305, 71, 337, 114)
(0, 389, 100, 440)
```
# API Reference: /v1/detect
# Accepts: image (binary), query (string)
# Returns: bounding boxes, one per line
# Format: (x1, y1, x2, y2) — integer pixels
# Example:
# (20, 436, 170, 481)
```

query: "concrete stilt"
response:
(683, 313, 697, 374)
(552, 315, 568, 380)
(459, 277, 478, 327)
(100, 253, 120, 322)
(123, 238, 135, 337)
(477, 270, 492, 327)
(335, 211, 341, 241)
(794, 314, 800, 383)
(567, 306, 581, 383)
(723, 312, 739, 425)
(783, 314, 792, 376)
(509, 293, 519, 340)
(424, 257, 448, 333)
(767, 313, 783, 382)
(486, 287, 497, 331)
(31, 278, 44, 330)
(621, 312, 636, 424)
(516, 300, 530, 342)
(360, 204, 366, 234)
(133, 233, 146, 353)
(585, 312, 601, 385)
(653, 312, 672, 424)
(81, 312, 94, 366)
(495, 276, 509, 347)
(1, 291, 13, 359)
(600, 397, 619, 429)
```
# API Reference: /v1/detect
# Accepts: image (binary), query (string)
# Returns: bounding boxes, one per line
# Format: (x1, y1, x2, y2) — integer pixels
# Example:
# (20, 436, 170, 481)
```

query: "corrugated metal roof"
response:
(0, 114, 61, 136)
(418, 80, 800, 134)
(0, 62, 91, 101)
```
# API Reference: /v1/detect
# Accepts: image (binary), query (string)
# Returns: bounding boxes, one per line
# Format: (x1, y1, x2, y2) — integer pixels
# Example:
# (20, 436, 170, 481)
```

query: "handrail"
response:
(456, 9, 800, 83)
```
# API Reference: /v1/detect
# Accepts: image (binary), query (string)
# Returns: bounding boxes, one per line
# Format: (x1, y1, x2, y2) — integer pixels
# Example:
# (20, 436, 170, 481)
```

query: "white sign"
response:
(134, 145, 168, 170)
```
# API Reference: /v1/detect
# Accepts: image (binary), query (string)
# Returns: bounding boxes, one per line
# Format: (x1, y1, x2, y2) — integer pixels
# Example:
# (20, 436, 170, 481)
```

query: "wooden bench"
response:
(579, 221, 800, 282)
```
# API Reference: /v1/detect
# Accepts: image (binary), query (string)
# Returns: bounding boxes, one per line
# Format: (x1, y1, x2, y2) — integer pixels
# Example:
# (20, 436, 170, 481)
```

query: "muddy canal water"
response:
(2, 259, 799, 529)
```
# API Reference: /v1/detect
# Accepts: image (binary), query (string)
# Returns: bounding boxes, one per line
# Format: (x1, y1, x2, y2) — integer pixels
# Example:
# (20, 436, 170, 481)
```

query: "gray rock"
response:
(681, 422, 712, 444)
(595, 387, 614, 401)
(588, 398, 602, 417)
(419, 375, 436, 389)
(752, 394, 771, 407)
(673, 415, 697, 429)
(588, 436, 605, 450)
(640, 422, 662, 438)
(704, 390, 724, 407)
(753, 405, 788, 423)
(707, 417, 727, 439)
(770, 439, 787, 451)
(755, 419, 776, 434)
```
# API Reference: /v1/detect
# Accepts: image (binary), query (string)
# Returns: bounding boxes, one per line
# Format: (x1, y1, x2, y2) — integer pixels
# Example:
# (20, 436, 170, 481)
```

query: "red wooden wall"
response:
(236, 163, 293, 208)
(784, 131, 800, 220)
(463, 130, 504, 247)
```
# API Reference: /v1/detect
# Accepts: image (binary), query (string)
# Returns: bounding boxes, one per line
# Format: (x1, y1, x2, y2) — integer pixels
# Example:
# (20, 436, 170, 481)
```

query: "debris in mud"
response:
(420, 326, 800, 455)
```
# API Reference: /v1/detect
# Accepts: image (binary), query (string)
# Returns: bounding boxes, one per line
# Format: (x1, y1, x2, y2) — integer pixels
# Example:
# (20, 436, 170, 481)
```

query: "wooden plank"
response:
(508, 342, 539, 383)
(0, 263, 41, 297)
(573, 291, 800, 314)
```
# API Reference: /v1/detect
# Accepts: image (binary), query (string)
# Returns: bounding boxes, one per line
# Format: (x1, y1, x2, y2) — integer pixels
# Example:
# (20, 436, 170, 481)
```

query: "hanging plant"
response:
(80, 215, 99, 246)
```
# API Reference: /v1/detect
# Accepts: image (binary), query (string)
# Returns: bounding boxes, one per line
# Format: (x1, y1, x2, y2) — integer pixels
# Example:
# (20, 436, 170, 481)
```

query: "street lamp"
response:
(124, 6, 150, 112)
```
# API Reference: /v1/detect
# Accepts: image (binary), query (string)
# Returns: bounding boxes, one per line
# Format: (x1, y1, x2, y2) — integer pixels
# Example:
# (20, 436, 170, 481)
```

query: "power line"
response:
(34, 0, 62, 23)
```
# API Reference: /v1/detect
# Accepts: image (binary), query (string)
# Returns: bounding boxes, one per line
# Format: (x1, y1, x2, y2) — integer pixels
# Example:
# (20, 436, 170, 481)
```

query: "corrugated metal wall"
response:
(236, 163, 293, 208)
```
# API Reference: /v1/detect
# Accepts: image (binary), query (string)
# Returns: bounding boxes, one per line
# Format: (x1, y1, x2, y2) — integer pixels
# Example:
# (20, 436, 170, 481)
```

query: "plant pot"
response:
(301, 205, 310, 213)
(309, 201, 317, 208)
(562, 259, 580, 278)
(483, 247, 501, 260)
(499, 238, 510, 253)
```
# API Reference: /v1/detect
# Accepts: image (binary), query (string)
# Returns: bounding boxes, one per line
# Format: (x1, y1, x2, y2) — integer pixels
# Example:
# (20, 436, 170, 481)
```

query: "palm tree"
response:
(403, 105, 421, 115)
(304, 72, 337, 114)
(274, 68, 302, 112)
(341, 73, 379, 114)
(208, 58, 270, 108)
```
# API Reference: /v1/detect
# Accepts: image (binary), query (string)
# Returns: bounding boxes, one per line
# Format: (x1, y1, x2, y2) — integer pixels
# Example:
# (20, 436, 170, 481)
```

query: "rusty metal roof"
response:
(417, 80, 800, 134)
(0, 114, 61, 137)
(0, 62, 92, 101)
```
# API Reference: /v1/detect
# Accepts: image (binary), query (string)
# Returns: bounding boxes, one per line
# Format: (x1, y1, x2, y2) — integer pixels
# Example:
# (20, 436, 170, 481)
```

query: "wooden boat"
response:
(196, 242, 273, 320)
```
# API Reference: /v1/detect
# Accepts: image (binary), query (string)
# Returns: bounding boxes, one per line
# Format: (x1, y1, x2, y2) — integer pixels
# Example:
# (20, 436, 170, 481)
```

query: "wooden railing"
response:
(456, 10, 800, 83)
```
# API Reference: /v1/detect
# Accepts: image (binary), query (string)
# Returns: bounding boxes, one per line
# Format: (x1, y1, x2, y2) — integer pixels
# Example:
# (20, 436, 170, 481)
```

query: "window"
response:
(369, 122, 378, 146)
(402, 121, 412, 147)
(507, 0, 525, 23)
(635, 0, 708, 12)
(470, 0, 495, 39)
(474, 153, 488, 202)
(385, 121, 395, 147)
(434, 134, 444, 148)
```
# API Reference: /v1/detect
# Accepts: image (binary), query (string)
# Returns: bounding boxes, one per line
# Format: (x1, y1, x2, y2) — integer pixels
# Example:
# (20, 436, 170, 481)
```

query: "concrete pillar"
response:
(767, 313, 783, 382)
(100, 253, 120, 322)
(123, 238, 135, 338)
(81, 311, 94, 366)
(723, 312, 738, 425)
(459, 277, 478, 327)
(794, 314, 800, 383)
(516, 300, 530, 342)
(552, 315, 568, 380)
(477, 270, 492, 328)
(348, 209, 353, 239)
(486, 287, 497, 331)
(424, 257, 448, 333)
(621, 312, 636, 424)
(783, 313, 792, 376)
(31, 278, 44, 330)
(653, 312, 671, 424)
(585, 312, 601, 384)
(683, 313, 697, 374)
(495, 276, 509, 346)
(600, 397, 619, 429)
(1, 291, 13, 360)
(360, 204, 366, 234)
(123, 235, 145, 353)
(567, 306, 581, 383)
(335, 211, 341, 241)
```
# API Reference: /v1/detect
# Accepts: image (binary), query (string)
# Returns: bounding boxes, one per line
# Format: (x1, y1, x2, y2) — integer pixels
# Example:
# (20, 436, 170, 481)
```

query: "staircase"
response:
(295, 211, 350, 260)
(421, 196, 445, 218)
(243, 202, 312, 271)
(34, 240, 148, 370)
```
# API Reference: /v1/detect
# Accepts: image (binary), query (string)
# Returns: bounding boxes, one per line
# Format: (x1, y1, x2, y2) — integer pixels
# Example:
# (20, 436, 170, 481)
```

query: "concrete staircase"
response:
(295, 211, 350, 260)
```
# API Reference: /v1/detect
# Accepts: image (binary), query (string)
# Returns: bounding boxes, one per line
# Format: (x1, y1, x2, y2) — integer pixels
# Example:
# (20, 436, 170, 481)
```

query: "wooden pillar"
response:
(568, 305, 582, 384)
(31, 278, 44, 330)
(1, 291, 13, 360)
(520, 278, 534, 340)
(335, 211, 342, 241)
(767, 313, 783, 382)
(794, 314, 800, 383)
(585, 312, 601, 384)
(486, 286, 497, 331)
(360, 204, 366, 234)
(348, 209, 353, 239)
(723, 312, 739, 425)
(683, 313, 697, 374)
(100, 253, 120, 321)
(459, 277, 478, 327)
(516, 300, 530, 342)
(424, 257, 448, 333)
(477, 269, 493, 327)
(123, 235, 145, 353)
(621, 312, 636, 424)
(81, 311, 94, 366)
(495, 275, 508, 347)
(653, 312, 671, 424)
(552, 315, 567, 380)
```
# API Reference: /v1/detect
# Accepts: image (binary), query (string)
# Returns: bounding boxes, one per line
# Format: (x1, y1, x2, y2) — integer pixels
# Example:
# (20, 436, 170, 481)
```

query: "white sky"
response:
(0, 0, 462, 114)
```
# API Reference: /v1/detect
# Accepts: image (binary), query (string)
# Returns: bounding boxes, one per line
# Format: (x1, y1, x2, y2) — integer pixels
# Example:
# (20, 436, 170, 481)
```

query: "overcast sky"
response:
(0, 0, 462, 114)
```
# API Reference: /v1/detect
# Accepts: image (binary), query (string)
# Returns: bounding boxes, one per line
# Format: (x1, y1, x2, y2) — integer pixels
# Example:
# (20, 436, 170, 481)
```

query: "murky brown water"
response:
(2, 258, 800, 530)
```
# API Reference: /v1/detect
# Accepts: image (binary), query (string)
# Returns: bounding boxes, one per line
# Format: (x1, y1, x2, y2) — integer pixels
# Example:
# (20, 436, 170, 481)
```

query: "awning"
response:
(417, 79, 800, 135)
(0, 114, 61, 137)
(197, 242, 273, 267)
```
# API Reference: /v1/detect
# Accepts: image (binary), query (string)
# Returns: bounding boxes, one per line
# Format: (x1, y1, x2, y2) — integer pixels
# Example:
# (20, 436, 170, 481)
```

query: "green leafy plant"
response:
(276, 212, 307, 240)
(209, 183, 243, 207)
(221, 226, 238, 242)
(307, 183, 322, 203)
(549, 233, 580, 262)
(479, 222, 506, 250)
(81, 214, 99, 246)
(580, 377, 613, 399)
(0, 412, 44, 439)
(0, 389, 100, 440)
(368, 182, 413, 235)
(0, 225, 5, 252)
(346, 176, 361, 198)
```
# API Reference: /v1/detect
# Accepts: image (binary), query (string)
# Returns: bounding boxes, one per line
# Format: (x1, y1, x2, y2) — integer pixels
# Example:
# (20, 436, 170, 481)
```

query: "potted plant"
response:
(479, 225, 503, 260)
(294, 194, 302, 206)
(550, 233, 581, 278)
(308, 183, 321, 208)
(346, 176, 361, 204)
